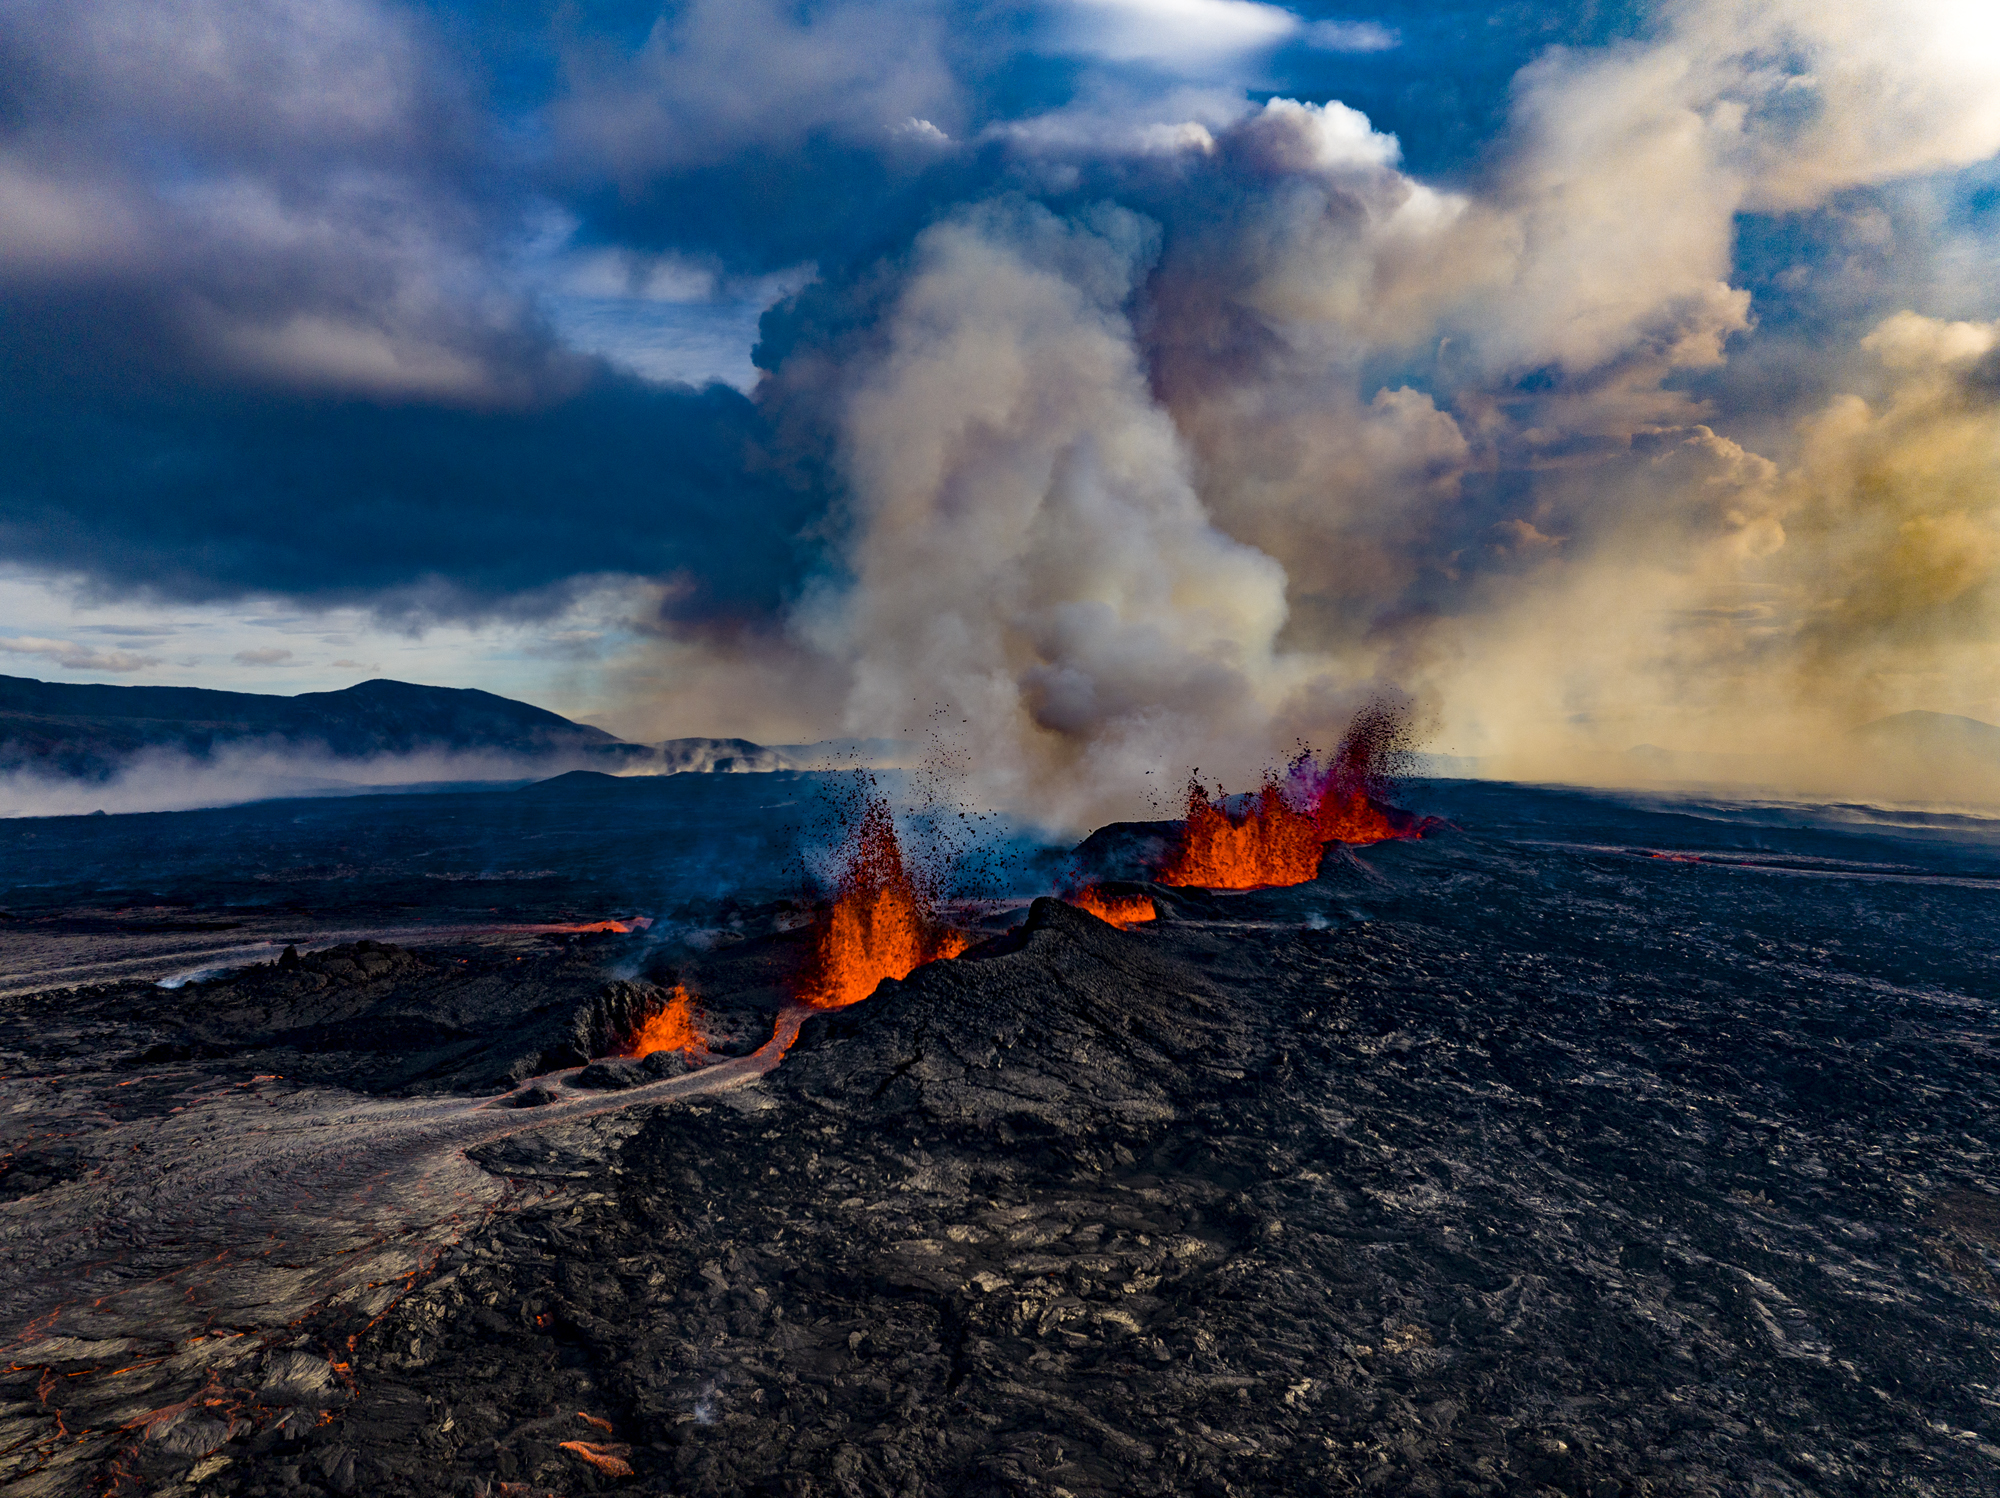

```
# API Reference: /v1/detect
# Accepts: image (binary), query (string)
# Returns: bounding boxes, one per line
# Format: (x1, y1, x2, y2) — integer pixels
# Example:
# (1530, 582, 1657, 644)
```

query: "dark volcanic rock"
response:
(548, 1041, 696, 1093)
(1068, 817, 1179, 884)
(0, 941, 696, 1095)
(13, 783, 2000, 1498)
(781, 896, 1254, 1135)
(211, 833, 2000, 1498)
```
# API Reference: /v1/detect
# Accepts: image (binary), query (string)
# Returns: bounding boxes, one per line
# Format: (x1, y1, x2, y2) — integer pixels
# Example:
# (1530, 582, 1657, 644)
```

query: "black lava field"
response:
(2, 775, 1998, 1498)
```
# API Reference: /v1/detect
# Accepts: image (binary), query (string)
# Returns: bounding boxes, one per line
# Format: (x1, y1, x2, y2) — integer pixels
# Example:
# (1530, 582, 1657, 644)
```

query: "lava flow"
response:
(622, 982, 705, 1060)
(1066, 886, 1158, 928)
(795, 792, 969, 1009)
(1157, 718, 1426, 890)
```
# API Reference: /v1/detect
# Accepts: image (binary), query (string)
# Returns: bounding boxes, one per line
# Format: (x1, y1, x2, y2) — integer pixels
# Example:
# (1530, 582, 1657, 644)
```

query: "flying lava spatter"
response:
(796, 793, 970, 1009)
(1156, 719, 1427, 890)
(623, 983, 705, 1059)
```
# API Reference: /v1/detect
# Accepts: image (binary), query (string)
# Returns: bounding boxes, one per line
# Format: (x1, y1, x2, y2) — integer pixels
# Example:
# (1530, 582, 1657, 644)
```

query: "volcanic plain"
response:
(2, 775, 1998, 1498)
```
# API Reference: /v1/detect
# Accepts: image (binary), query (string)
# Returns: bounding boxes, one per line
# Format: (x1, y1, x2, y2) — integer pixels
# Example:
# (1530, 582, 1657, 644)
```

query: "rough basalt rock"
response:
(212, 835, 2000, 1498)
(0, 943, 698, 1097)
(8, 782, 2000, 1498)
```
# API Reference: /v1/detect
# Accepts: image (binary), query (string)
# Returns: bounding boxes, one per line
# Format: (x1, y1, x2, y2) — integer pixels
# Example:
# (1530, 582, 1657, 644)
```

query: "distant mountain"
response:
(0, 676, 920, 804)
(648, 737, 796, 774)
(1848, 710, 2000, 760)
(0, 675, 631, 780)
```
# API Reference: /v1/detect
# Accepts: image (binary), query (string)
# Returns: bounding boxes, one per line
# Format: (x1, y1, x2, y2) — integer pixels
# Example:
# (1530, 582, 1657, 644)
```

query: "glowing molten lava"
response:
(1159, 778, 1325, 890)
(622, 982, 704, 1059)
(797, 794, 969, 1009)
(1156, 718, 1426, 890)
(1066, 886, 1158, 928)
(560, 1441, 635, 1478)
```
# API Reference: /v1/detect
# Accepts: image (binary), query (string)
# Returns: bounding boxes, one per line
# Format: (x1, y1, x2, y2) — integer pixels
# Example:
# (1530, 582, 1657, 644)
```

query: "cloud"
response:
(1777, 313, 2000, 672)
(231, 647, 295, 666)
(1056, 0, 1301, 66)
(1301, 19, 1399, 52)
(0, 741, 612, 817)
(550, 0, 960, 180)
(521, 630, 606, 662)
(772, 194, 1392, 821)
(0, 635, 161, 672)
(0, 0, 549, 405)
(5, 0, 2000, 811)
(0, 375, 824, 623)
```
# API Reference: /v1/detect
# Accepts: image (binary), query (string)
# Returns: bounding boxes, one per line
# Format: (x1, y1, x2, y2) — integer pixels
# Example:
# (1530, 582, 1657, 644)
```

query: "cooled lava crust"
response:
(6, 793, 2000, 1497)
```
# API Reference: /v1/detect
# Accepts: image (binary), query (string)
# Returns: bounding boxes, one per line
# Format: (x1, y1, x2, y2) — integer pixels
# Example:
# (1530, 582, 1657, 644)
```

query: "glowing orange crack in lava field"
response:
(1064, 886, 1158, 928)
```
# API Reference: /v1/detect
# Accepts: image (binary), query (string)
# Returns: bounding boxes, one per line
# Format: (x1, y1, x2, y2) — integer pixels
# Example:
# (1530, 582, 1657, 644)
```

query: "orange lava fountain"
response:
(1066, 886, 1158, 928)
(1156, 713, 1428, 890)
(796, 794, 969, 1009)
(622, 982, 704, 1059)
(1158, 778, 1327, 890)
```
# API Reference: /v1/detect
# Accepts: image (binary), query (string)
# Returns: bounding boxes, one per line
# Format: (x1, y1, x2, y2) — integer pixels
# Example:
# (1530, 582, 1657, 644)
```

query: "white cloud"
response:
(232, 647, 295, 666)
(808, 199, 1301, 824)
(1057, 0, 1299, 65)
(1244, 96, 1401, 170)
(894, 117, 953, 146)
(0, 635, 161, 672)
(554, 0, 959, 174)
(1301, 19, 1398, 52)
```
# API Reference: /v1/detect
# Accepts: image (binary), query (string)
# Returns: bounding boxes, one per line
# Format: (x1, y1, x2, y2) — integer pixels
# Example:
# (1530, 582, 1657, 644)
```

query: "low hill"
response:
(0, 675, 631, 780)
(1848, 709, 2000, 761)
(0, 676, 918, 812)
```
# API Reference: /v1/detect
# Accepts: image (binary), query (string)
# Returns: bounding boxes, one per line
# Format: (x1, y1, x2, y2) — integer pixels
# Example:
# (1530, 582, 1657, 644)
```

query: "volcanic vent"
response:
(795, 781, 971, 1009)
(1060, 704, 1434, 894)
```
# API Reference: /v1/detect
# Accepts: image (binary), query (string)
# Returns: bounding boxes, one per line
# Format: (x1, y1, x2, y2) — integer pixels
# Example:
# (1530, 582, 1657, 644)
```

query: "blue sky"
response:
(2, 0, 1998, 798)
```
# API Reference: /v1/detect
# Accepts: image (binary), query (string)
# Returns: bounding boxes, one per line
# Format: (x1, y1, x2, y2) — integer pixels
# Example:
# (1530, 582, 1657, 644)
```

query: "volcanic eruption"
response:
(794, 788, 970, 1009)
(1063, 885, 1159, 928)
(1156, 706, 1430, 890)
(621, 982, 705, 1062)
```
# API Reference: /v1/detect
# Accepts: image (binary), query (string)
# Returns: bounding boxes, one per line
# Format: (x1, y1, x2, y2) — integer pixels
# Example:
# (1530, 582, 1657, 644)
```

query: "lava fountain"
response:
(1157, 708, 1429, 891)
(622, 982, 706, 1061)
(795, 791, 969, 1009)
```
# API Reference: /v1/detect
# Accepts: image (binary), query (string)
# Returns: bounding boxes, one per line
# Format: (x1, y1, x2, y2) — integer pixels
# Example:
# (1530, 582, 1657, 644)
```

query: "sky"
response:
(3, 0, 1999, 816)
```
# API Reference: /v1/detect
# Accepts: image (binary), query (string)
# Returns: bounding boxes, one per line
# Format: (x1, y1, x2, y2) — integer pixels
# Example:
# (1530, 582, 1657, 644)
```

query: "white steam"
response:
(0, 743, 591, 819)
(807, 200, 1310, 825)
(754, 0, 2000, 817)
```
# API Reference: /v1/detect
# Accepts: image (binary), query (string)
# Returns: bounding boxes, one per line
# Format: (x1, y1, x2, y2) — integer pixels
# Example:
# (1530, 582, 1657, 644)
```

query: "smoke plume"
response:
(5, 0, 2000, 817)
(730, 0, 2000, 819)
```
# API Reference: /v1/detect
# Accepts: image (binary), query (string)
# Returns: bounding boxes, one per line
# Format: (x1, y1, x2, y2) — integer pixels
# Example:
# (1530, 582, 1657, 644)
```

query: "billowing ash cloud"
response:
(3, 0, 1999, 816)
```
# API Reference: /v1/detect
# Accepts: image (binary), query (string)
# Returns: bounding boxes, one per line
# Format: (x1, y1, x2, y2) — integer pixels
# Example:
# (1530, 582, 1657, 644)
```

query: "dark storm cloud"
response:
(537, 0, 1647, 271)
(0, 358, 821, 620)
(0, 0, 1634, 628)
(0, 0, 840, 621)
